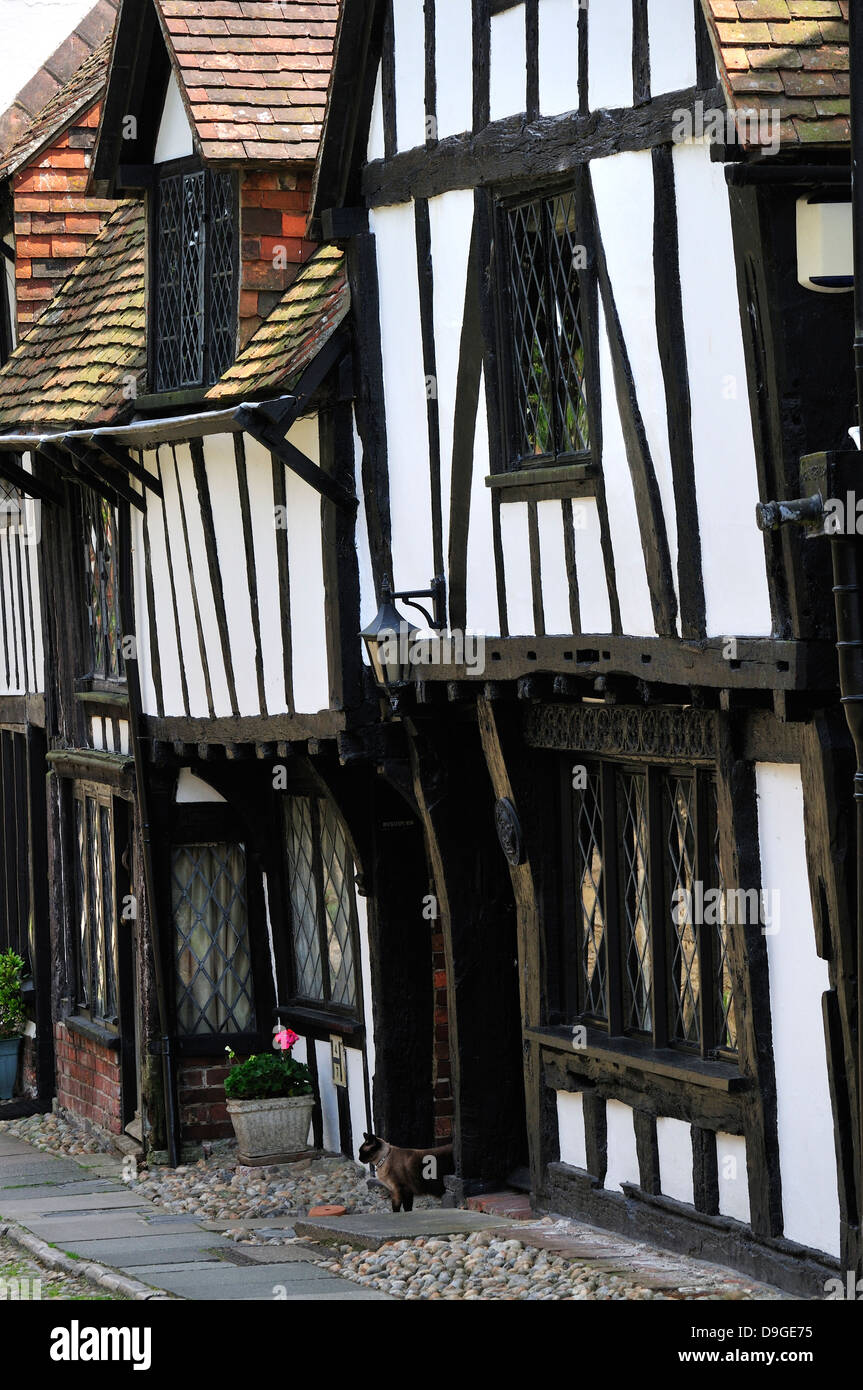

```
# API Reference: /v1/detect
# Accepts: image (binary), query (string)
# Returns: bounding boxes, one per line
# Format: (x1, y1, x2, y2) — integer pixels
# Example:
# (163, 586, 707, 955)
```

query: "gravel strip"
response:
(0, 1233, 131, 1301)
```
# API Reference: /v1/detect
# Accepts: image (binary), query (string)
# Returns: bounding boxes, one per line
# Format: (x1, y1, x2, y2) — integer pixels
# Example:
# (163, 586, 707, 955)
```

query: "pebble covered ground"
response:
(0, 1111, 781, 1301)
(0, 1236, 125, 1300)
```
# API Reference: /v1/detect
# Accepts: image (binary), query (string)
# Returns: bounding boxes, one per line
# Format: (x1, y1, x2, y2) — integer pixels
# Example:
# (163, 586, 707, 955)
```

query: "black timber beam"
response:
(60, 442, 146, 513)
(94, 438, 164, 499)
(0, 455, 62, 506)
(236, 409, 357, 512)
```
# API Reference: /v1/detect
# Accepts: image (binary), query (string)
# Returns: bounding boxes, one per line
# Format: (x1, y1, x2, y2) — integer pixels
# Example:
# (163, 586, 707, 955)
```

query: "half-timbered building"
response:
(307, 0, 858, 1295)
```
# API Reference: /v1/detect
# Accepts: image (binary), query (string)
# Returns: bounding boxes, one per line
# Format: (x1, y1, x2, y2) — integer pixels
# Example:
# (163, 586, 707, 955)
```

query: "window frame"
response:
(80, 485, 124, 688)
(148, 155, 240, 397)
(69, 780, 121, 1032)
(494, 173, 597, 474)
(556, 756, 737, 1063)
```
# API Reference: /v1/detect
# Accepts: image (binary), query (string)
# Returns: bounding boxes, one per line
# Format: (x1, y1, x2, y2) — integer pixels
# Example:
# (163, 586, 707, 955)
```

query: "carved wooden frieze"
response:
(523, 703, 717, 762)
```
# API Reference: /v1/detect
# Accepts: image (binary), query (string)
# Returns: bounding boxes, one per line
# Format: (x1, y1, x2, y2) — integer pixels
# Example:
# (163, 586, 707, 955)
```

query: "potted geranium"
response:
(0, 951, 26, 1101)
(224, 1027, 315, 1164)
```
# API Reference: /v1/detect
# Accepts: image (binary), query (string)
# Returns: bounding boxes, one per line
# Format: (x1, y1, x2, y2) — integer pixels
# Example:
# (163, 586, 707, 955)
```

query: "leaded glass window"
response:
(503, 187, 590, 466)
(72, 785, 119, 1026)
(172, 842, 255, 1036)
(82, 488, 123, 683)
(153, 165, 238, 393)
(562, 760, 736, 1058)
(283, 795, 359, 1013)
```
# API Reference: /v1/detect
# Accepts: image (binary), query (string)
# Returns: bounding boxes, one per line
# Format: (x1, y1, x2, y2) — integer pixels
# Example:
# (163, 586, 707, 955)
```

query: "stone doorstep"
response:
(294, 1209, 517, 1251)
(465, 1191, 534, 1219)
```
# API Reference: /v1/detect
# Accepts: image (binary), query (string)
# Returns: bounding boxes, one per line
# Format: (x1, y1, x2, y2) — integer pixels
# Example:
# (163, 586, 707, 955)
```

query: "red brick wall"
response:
(239, 167, 315, 348)
(54, 1021, 122, 1134)
(432, 930, 453, 1142)
(178, 1059, 232, 1143)
(13, 100, 115, 331)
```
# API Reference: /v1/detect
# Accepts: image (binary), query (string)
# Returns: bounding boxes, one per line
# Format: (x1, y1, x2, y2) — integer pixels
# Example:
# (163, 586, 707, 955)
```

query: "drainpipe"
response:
(117, 498, 180, 1168)
(755, 4, 863, 1268)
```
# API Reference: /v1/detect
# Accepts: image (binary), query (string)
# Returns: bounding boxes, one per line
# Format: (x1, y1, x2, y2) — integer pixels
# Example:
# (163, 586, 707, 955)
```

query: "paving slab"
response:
(57, 1233, 235, 1266)
(0, 1135, 41, 1157)
(221, 1243, 323, 1263)
(144, 1262, 389, 1300)
(294, 1209, 516, 1250)
(0, 1179, 120, 1201)
(23, 1214, 209, 1242)
(199, 1217, 297, 1233)
(0, 1156, 94, 1185)
(0, 1191, 150, 1217)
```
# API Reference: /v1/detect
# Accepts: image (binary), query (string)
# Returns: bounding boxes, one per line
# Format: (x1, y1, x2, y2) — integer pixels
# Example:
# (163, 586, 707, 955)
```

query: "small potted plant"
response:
(0, 951, 26, 1101)
(224, 1027, 315, 1164)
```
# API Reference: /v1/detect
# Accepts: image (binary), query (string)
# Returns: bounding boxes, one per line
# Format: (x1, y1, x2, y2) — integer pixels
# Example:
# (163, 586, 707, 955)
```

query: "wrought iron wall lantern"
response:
(360, 574, 446, 699)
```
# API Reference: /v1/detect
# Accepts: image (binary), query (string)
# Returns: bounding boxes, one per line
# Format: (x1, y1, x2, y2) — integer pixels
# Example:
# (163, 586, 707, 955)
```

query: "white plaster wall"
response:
(174, 442, 234, 717)
(657, 1115, 694, 1205)
(175, 768, 226, 804)
(0, 0, 94, 116)
(197, 434, 258, 717)
(489, 4, 526, 123)
(556, 1090, 587, 1169)
(118, 719, 129, 755)
(315, 1037, 341, 1153)
(289, 1036, 314, 1146)
(153, 71, 195, 164)
(537, 499, 571, 634)
(648, 0, 697, 96)
(597, 300, 655, 636)
(353, 409, 376, 664)
(588, 0, 633, 111)
(538, 0, 579, 117)
(371, 203, 435, 590)
(673, 141, 772, 637)
(367, 60, 386, 162)
(346, 1046, 368, 1158)
(572, 497, 612, 632)
(394, 0, 427, 152)
(90, 715, 103, 750)
(244, 435, 290, 715)
(157, 445, 209, 717)
(284, 417, 329, 715)
(756, 762, 840, 1256)
(434, 0, 473, 139)
(141, 451, 183, 716)
(605, 1099, 640, 1191)
(429, 189, 474, 552)
(22, 457, 42, 690)
(592, 151, 680, 630)
(0, 537, 23, 694)
(131, 503, 158, 716)
(716, 1132, 749, 1225)
(499, 500, 534, 635)
(465, 373, 500, 636)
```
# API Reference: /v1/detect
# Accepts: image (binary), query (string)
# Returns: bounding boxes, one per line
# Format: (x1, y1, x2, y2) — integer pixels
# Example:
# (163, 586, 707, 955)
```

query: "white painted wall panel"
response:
(368, 60, 386, 162)
(118, 720, 129, 756)
(353, 410, 376, 663)
(371, 204, 435, 590)
(315, 1037, 341, 1153)
(0, 536, 21, 693)
(429, 188, 475, 564)
(499, 501, 534, 636)
(289, 1036, 314, 1147)
(434, 0, 473, 139)
(346, 1046, 368, 1158)
(537, 499, 571, 634)
(572, 497, 612, 632)
(22, 458, 43, 690)
(284, 417, 330, 715)
(605, 1099, 640, 1192)
(538, 0, 580, 116)
(716, 1132, 749, 1224)
(243, 435, 289, 715)
(588, 0, 632, 110)
(674, 141, 772, 636)
(197, 435, 258, 717)
(465, 374, 500, 637)
(154, 71, 195, 163)
(556, 1090, 587, 1169)
(174, 443, 234, 718)
(175, 768, 227, 803)
(142, 451, 184, 716)
(757, 762, 840, 1257)
(648, 0, 697, 96)
(592, 151, 680, 629)
(394, 0, 427, 151)
(90, 716, 103, 751)
(597, 301, 654, 636)
(131, 505, 158, 717)
(157, 447, 208, 716)
(657, 1115, 694, 1205)
(489, 4, 526, 123)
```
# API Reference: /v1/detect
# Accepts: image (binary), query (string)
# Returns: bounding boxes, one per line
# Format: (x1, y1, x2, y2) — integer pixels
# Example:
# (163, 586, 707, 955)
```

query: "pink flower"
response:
(274, 1027, 299, 1052)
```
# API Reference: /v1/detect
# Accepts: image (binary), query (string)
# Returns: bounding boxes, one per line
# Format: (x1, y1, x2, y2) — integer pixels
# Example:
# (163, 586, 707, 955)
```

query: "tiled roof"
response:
(157, 0, 340, 161)
(206, 243, 348, 402)
(701, 0, 850, 146)
(0, 201, 145, 431)
(0, 37, 111, 180)
(0, 0, 118, 161)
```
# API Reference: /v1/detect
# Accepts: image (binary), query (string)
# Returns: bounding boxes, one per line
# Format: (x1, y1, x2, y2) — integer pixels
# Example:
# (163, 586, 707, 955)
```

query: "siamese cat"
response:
(358, 1132, 454, 1212)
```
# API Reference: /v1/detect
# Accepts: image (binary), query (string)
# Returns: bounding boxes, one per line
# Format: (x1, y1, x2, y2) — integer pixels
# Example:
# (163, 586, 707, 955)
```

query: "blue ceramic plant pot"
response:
(0, 1035, 20, 1100)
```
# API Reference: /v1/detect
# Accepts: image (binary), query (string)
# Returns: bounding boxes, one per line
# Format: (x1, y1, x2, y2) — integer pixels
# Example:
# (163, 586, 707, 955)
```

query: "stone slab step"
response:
(294, 1208, 516, 1251)
(465, 1191, 533, 1219)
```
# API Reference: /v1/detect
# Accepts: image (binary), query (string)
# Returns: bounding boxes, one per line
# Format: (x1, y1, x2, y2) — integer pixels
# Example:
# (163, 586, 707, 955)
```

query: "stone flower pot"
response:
(0, 1035, 21, 1100)
(226, 1093, 315, 1165)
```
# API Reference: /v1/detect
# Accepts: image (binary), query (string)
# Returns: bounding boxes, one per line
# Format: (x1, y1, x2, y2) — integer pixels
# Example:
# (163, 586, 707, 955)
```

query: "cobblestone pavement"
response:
(0, 1235, 125, 1300)
(0, 1111, 784, 1302)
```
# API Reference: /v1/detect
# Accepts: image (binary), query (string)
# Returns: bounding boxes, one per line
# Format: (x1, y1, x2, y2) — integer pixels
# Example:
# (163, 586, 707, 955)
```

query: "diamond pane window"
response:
(620, 771, 652, 1034)
(504, 188, 589, 464)
(154, 166, 237, 393)
(571, 769, 607, 1020)
(713, 790, 737, 1052)
(665, 776, 699, 1046)
(172, 842, 254, 1036)
(72, 786, 119, 1026)
(82, 488, 123, 682)
(283, 795, 359, 1013)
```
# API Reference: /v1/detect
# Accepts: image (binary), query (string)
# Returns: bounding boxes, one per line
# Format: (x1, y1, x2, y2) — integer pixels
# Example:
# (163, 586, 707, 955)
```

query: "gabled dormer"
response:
(91, 0, 337, 403)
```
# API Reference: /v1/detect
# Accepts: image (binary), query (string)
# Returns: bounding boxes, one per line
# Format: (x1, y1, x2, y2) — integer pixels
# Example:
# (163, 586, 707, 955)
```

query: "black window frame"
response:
(80, 485, 124, 688)
(556, 756, 738, 1062)
(149, 156, 240, 395)
(70, 780, 122, 1031)
(494, 174, 596, 473)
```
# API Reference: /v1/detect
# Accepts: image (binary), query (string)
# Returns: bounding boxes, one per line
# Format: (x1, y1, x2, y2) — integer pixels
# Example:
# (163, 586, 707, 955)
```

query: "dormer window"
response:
(152, 161, 238, 393)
